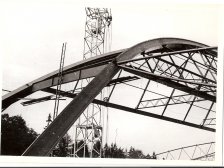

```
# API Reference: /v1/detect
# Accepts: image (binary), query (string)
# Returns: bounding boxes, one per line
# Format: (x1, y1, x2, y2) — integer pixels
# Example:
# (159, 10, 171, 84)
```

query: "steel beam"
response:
(156, 142, 215, 157)
(93, 100, 215, 132)
(42, 88, 215, 132)
(192, 152, 215, 160)
(153, 57, 216, 84)
(20, 76, 140, 106)
(2, 66, 107, 110)
(2, 50, 123, 111)
(22, 61, 120, 156)
(107, 76, 139, 86)
(138, 98, 208, 110)
(21, 95, 54, 106)
(119, 65, 216, 102)
(136, 57, 158, 108)
(117, 46, 217, 65)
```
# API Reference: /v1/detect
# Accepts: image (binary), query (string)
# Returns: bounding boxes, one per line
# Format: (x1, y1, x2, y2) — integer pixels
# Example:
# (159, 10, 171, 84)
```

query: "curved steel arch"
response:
(2, 38, 215, 110)
(2, 38, 216, 156)
(2, 49, 124, 110)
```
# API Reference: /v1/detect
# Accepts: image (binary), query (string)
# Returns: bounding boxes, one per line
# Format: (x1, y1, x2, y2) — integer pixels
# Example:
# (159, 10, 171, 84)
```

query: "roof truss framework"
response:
(2, 38, 217, 156)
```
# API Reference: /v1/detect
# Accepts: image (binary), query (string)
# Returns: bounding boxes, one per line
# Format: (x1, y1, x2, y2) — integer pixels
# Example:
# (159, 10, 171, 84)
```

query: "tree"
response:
(1, 114, 38, 155)
(151, 151, 157, 159)
(128, 146, 145, 159)
(103, 143, 126, 158)
(144, 154, 151, 159)
(52, 134, 71, 157)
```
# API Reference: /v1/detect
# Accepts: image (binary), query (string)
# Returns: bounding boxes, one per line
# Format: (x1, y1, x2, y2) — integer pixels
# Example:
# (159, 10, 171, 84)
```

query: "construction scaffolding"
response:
(72, 7, 112, 158)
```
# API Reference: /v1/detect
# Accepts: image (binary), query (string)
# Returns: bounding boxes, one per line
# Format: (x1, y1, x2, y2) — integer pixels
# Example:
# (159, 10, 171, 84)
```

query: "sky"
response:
(1, 0, 223, 158)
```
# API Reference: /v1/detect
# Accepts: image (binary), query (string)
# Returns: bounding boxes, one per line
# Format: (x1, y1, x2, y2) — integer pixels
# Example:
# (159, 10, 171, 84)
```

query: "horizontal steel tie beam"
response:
(141, 93, 197, 103)
(117, 46, 217, 65)
(2, 65, 106, 111)
(107, 76, 139, 86)
(21, 95, 55, 106)
(119, 65, 216, 102)
(20, 76, 140, 106)
(138, 99, 205, 109)
(42, 88, 215, 132)
(191, 152, 215, 160)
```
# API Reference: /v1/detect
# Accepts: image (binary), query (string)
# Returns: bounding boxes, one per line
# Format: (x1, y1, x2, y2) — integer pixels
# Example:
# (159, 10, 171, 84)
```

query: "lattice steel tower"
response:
(73, 7, 112, 158)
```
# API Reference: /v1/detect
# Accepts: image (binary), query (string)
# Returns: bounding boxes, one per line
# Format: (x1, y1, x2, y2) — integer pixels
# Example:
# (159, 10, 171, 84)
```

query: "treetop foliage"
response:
(1, 114, 38, 155)
(1, 114, 157, 159)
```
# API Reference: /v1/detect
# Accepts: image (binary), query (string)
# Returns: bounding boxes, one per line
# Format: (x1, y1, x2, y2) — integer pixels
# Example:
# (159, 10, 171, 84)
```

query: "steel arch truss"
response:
(2, 38, 217, 156)
(155, 142, 215, 160)
(116, 44, 217, 130)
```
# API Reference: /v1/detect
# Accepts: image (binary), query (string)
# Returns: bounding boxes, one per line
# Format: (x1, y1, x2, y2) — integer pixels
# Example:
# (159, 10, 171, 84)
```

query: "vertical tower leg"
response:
(74, 7, 112, 158)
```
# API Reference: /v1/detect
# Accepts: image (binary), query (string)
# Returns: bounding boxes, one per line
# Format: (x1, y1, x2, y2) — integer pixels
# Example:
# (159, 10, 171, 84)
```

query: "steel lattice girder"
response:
(155, 142, 215, 160)
(2, 38, 217, 156)
(42, 87, 215, 132)
(118, 65, 216, 102)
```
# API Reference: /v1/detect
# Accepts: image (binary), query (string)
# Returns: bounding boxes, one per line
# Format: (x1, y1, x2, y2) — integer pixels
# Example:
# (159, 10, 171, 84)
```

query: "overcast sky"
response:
(1, 0, 223, 157)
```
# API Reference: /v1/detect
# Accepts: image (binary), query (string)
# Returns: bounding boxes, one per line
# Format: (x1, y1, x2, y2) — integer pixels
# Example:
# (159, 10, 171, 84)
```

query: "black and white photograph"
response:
(1, 0, 223, 166)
